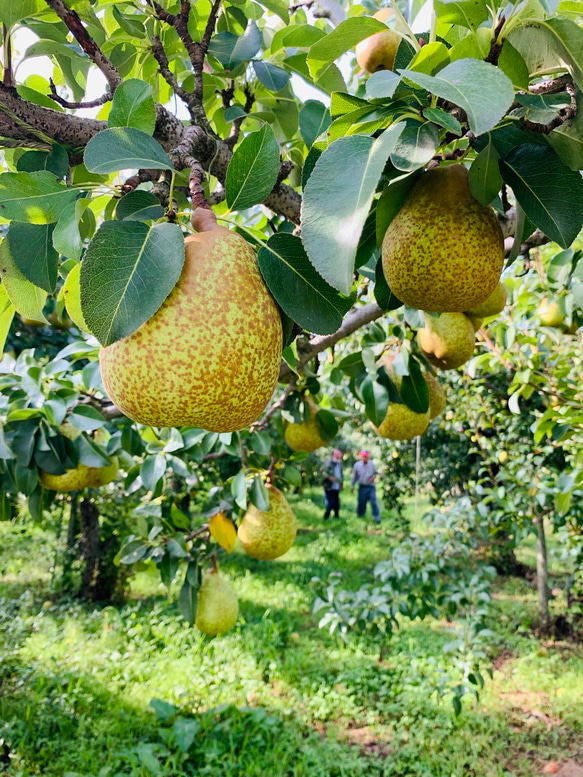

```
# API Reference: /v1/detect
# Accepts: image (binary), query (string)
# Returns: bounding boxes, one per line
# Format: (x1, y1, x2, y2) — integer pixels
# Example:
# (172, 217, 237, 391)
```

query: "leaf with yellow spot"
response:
(209, 512, 237, 553)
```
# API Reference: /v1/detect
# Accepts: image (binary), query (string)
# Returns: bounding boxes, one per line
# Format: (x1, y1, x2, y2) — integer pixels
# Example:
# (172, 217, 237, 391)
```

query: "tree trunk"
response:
(79, 497, 102, 600)
(535, 513, 550, 629)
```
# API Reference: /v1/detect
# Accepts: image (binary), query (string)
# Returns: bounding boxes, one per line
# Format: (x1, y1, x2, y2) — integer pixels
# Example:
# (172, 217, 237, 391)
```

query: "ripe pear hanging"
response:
(382, 165, 504, 313)
(374, 355, 429, 440)
(284, 396, 327, 452)
(195, 570, 239, 636)
(238, 485, 297, 560)
(99, 226, 282, 431)
(418, 312, 475, 370)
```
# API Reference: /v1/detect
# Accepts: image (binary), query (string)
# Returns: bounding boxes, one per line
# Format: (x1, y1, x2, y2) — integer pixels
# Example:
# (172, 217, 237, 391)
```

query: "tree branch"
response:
(44, 0, 122, 93)
(48, 79, 112, 109)
(151, 35, 198, 121)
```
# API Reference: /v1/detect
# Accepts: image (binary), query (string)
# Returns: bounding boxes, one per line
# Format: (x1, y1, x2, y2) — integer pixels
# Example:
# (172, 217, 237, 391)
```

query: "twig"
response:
(3, 25, 12, 87)
(184, 524, 210, 542)
(225, 84, 254, 148)
(44, 0, 122, 93)
(48, 79, 112, 109)
(120, 169, 161, 194)
(151, 36, 198, 121)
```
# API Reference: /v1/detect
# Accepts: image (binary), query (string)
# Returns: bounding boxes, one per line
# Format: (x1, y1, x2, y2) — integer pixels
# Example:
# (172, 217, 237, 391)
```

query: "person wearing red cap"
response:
(351, 450, 381, 524)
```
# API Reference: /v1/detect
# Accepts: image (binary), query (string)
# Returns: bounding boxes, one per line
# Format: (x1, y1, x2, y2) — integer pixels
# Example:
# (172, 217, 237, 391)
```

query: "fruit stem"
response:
(266, 456, 277, 485)
(188, 161, 218, 233)
(211, 553, 218, 573)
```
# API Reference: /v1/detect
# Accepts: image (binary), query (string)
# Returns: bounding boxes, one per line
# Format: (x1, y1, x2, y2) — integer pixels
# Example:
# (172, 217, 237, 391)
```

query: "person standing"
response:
(351, 450, 381, 524)
(323, 448, 344, 519)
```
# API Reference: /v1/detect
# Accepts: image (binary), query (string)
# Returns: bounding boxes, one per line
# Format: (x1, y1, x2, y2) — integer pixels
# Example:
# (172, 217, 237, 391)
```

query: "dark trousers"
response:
(357, 485, 380, 523)
(324, 488, 340, 518)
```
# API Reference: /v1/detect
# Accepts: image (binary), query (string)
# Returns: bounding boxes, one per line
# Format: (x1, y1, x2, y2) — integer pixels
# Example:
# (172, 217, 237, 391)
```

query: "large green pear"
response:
(382, 165, 504, 312)
(284, 396, 327, 452)
(40, 458, 119, 492)
(99, 228, 282, 431)
(418, 312, 475, 370)
(195, 570, 239, 636)
(355, 9, 400, 73)
(238, 485, 297, 560)
(374, 355, 429, 440)
(466, 281, 508, 318)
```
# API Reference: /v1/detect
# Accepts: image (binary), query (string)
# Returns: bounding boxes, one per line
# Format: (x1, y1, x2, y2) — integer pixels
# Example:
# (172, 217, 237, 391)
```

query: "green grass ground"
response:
(0, 488, 581, 777)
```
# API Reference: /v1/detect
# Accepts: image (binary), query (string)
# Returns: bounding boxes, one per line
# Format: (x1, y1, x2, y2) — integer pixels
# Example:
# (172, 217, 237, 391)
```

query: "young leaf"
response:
(257, 233, 354, 335)
(80, 221, 185, 346)
(301, 123, 404, 295)
(307, 17, 388, 80)
(500, 144, 583, 248)
(225, 124, 279, 211)
(0, 170, 76, 224)
(84, 127, 173, 174)
(400, 59, 515, 136)
(108, 79, 156, 135)
(7, 222, 58, 293)
(0, 287, 15, 359)
(434, 0, 489, 29)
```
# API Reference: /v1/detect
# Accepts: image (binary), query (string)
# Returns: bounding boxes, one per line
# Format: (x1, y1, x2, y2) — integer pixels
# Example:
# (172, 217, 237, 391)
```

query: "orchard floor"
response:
(0, 489, 582, 777)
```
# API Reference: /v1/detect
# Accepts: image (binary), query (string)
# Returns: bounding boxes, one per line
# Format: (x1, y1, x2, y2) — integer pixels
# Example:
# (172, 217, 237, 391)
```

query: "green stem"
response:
(167, 169, 177, 213)
(389, 0, 421, 52)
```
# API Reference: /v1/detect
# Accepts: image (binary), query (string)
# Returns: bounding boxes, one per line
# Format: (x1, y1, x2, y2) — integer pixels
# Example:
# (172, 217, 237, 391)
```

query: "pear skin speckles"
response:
(466, 281, 508, 318)
(238, 485, 297, 560)
(418, 312, 476, 370)
(382, 165, 504, 313)
(39, 459, 119, 492)
(99, 228, 282, 431)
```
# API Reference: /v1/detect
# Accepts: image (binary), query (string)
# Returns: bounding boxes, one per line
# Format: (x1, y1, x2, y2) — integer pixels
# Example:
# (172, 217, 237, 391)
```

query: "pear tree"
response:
(0, 0, 582, 629)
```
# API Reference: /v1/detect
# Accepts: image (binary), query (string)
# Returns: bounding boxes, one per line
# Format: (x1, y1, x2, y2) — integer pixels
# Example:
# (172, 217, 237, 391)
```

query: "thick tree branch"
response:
(44, 0, 122, 93)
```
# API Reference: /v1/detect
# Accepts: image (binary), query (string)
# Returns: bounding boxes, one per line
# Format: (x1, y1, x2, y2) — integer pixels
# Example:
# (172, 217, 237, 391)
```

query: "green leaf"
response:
(17, 144, 69, 179)
(400, 358, 430, 413)
(0, 287, 15, 360)
(307, 17, 388, 81)
(0, 239, 47, 323)
(252, 61, 290, 92)
(256, 0, 289, 22)
(257, 233, 353, 335)
(507, 18, 583, 90)
(434, 0, 489, 29)
(116, 190, 165, 221)
(7, 222, 58, 294)
(108, 79, 156, 135)
(366, 70, 401, 100)
(141, 454, 166, 491)
(84, 127, 173, 174)
(400, 59, 515, 136)
(498, 40, 530, 90)
(120, 539, 148, 565)
(315, 408, 339, 441)
(112, 5, 146, 38)
(52, 198, 90, 262)
(250, 476, 270, 511)
(423, 107, 462, 135)
(361, 376, 389, 426)
(231, 469, 247, 510)
(468, 139, 502, 206)
(299, 101, 331, 148)
(77, 434, 111, 467)
(178, 580, 198, 626)
(109, 42, 137, 79)
(225, 124, 279, 211)
(499, 144, 583, 248)
(0, 171, 76, 224)
(173, 718, 199, 753)
(80, 221, 185, 346)
(68, 406, 106, 432)
(207, 22, 262, 69)
(548, 90, 583, 171)
(301, 124, 405, 295)
(374, 257, 403, 311)
(171, 504, 190, 530)
(390, 122, 440, 172)
(407, 42, 450, 75)
(0, 0, 43, 27)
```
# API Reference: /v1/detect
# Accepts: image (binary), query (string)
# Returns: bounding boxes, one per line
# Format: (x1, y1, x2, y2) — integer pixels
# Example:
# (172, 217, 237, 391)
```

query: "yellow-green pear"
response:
(39, 458, 119, 493)
(355, 9, 400, 73)
(62, 263, 90, 333)
(382, 165, 504, 312)
(418, 312, 475, 370)
(538, 297, 565, 328)
(99, 227, 282, 431)
(466, 281, 508, 318)
(373, 354, 429, 440)
(238, 484, 297, 560)
(466, 314, 483, 333)
(284, 396, 327, 452)
(424, 371, 446, 420)
(195, 570, 239, 636)
(20, 315, 45, 327)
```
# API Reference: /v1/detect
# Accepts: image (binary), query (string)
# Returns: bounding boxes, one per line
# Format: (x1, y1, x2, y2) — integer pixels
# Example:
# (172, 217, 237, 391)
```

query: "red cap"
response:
(359, 450, 369, 456)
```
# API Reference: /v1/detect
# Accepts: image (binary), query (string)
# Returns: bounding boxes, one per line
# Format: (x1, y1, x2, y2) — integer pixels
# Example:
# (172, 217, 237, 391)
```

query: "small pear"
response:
(466, 281, 508, 318)
(466, 315, 483, 333)
(39, 458, 119, 492)
(355, 9, 400, 73)
(424, 371, 446, 420)
(382, 165, 504, 312)
(99, 227, 282, 431)
(538, 297, 565, 328)
(418, 312, 475, 370)
(195, 570, 239, 636)
(284, 396, 327, 452)
(238, 484, 297, 560)
(374, 354, 429, 440)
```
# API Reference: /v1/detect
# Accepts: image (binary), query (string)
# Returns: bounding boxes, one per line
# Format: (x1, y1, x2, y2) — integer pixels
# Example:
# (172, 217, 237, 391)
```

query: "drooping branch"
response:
(48, 79, 112, 110)
(44, 0, 122, 93)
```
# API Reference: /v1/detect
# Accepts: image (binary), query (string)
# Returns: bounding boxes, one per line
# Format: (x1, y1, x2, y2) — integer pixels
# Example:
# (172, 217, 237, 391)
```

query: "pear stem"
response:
(211, 553, 218, 573)
(187, 160, 218, 233)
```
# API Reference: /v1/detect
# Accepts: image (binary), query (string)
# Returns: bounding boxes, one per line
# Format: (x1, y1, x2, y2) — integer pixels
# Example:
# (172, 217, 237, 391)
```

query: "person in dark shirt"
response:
(322, 448, 344, 519)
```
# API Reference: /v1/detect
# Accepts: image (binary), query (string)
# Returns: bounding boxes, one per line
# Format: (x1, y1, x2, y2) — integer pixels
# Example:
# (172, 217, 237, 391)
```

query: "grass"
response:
(0, 488, 582, 777)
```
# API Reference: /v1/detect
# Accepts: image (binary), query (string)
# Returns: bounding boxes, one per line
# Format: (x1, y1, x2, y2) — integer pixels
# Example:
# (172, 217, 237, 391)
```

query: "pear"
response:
(62, 263, 90, 333)
(195, 570, 239, 636)
(39, 458, 119, 492)
(466, 281, 508, 318)
(424, 371, 446, 420)
(418, 312, 475, 370)
(99, 227, 282, 431)
(238, 485, 297, 560)
(355, 9, 400, 73)
(284, 396, 327, 452)
(382, 165, 504, 313)
(538, 297, 565, 327)
(374, 354, 429, 440)
(466, 315, 483, 333)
